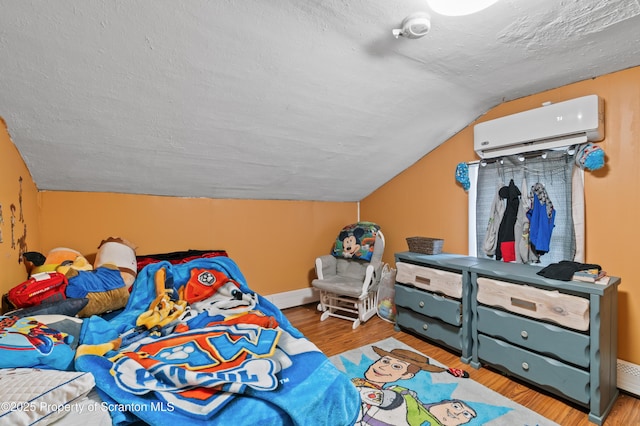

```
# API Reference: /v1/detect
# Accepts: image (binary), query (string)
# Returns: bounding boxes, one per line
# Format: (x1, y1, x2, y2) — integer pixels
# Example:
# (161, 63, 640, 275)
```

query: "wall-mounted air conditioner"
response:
(474, 95, 604, 159)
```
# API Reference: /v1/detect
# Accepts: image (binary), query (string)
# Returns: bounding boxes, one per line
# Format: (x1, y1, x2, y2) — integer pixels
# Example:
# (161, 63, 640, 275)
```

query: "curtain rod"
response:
(467, 148, 575, 166)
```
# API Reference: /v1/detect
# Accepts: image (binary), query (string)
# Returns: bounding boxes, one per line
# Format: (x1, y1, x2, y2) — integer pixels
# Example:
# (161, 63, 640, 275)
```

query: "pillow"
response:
(332, 222, 380, 261)
(0, 368, 95, 426)
(30, 315, 84, 350)
(6, 298, 89, 319)
(0, 316, 76, 370)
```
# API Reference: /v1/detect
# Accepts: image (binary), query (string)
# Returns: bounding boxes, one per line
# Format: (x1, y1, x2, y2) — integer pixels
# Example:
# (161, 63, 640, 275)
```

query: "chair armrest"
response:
(359, 262, 386, 298)
(359, 264, 375, 296)
(315, 255, 337, 280)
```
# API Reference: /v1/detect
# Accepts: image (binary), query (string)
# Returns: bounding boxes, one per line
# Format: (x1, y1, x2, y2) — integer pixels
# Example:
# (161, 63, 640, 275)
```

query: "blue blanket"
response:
(75, 257, 359, 426)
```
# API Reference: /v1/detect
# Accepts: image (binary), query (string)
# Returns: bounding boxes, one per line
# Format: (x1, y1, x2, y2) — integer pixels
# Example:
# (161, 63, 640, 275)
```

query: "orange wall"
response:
(362, 65, 640, 364)
(37, 192, 356, 295)
(0, 118, 41, 290)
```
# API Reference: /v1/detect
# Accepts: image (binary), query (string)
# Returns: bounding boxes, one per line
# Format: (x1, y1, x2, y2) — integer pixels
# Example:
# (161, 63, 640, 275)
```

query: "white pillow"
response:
(0, 368, 95, 426)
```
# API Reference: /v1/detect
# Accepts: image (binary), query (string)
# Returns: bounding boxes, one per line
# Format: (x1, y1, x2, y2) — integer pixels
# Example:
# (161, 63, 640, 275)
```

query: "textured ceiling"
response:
(1, 0, 640, 201)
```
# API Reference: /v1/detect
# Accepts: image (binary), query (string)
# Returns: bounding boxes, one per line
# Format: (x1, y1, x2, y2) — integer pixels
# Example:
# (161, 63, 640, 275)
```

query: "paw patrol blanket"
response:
(75, 257, 359, 426)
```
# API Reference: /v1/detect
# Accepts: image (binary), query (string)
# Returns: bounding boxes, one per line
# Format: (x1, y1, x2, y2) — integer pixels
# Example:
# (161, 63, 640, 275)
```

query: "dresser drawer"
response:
(395, 284, 461, 326)
(397, 307, 463, 351)
(477, 334, 590, 405)
(396, 262, 462, 299)
(477, 306, 590, 368)
(477, 277, 590, 331)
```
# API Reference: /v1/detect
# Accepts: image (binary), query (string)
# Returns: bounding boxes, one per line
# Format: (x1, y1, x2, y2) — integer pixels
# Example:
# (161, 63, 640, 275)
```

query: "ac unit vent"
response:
(474, 95, 604, 159)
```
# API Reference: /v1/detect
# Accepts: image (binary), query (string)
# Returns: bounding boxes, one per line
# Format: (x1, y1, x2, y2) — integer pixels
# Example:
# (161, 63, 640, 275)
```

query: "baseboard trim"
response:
(263, 288, 319, 310)
(618, 359, 640, 397)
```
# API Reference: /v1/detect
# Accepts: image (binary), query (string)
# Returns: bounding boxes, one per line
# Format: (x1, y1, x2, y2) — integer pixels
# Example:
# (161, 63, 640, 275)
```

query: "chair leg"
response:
(320, 310, 331, 321)
(318, 291, 329, 313)
(357, 291, 378, 324)
(316, 290, 377, 328)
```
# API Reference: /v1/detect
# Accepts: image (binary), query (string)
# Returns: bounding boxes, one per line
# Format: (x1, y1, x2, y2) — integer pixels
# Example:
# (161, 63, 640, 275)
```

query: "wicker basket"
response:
(406, 237, 444, 255)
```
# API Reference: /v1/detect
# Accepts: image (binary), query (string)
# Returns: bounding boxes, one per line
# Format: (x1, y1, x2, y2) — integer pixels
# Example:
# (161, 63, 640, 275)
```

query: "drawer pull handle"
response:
(510, 297, 537, 311)
(415, 276, 431, 286)
(521, 330, 528, 339)
(522, 362, 529, 371)
(422, 324, 428, 330)
(419, 301, 425, 308)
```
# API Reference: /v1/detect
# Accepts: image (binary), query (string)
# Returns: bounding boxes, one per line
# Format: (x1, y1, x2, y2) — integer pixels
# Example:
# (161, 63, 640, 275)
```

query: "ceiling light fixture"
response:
(426, 0, 499, 16)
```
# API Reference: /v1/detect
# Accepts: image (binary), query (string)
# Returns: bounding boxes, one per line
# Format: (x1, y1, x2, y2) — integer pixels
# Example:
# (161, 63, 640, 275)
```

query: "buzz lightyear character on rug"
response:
(352, 346, 474, 426)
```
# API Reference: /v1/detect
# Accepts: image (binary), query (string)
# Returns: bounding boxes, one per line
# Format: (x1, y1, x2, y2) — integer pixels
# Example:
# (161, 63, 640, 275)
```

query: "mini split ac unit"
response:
(474, 95, 605, 159)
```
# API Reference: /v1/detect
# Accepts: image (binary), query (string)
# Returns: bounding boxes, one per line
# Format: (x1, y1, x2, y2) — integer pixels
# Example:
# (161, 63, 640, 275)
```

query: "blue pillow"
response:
(332, 222, 380, 261)
(0, 315, 76, 370)
(6, 298, 89, 319)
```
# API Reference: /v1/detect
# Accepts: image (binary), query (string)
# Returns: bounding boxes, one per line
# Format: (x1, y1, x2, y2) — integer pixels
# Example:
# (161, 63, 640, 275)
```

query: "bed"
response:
(0, 256, 360, 426)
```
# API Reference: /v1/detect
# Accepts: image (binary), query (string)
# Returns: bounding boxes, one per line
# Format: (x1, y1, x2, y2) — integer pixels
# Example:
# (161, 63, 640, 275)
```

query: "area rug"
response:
(329, 337, 559, 426)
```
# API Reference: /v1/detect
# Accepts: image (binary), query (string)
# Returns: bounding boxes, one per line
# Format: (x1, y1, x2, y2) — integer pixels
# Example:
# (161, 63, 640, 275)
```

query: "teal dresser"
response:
(394, 252, 480, 364)
(394, 252, 620, 425)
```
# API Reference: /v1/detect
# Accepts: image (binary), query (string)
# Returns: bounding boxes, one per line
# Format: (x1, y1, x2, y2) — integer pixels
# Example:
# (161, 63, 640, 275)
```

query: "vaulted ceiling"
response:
(2, 0, 640, 201)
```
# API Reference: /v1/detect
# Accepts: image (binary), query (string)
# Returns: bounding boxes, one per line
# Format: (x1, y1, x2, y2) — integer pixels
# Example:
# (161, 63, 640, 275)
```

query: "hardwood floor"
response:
(283, 304, 640, 426)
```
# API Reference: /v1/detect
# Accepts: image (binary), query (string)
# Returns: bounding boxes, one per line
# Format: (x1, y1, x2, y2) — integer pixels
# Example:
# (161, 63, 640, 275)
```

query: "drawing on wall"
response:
(5, 177, 30, 261)
(19, 176, 24, 223)
(10, 204, 16, 249)
(0, 203, 4, 243)
(17, 223, 27, 264)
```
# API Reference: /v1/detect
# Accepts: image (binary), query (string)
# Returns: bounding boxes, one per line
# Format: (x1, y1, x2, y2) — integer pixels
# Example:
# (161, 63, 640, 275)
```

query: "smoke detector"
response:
(392, 12, 431, 39)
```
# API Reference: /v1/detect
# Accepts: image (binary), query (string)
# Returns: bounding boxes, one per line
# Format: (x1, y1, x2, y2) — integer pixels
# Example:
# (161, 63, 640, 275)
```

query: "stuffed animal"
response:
(23, 248, 92, 276)
(64, 264, 130, 317)
(94, 237, 138, 290)
(19, 238, 138, 318)
(575, 143, 605, 171)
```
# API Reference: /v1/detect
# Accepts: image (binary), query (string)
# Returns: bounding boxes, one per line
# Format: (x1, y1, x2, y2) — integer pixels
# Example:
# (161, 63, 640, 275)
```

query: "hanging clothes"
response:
(496, 179, 520, 262)
(482, 185, 506, 258)
(514, 177, 536, 264)
(527, 182, 556, 256)
(475, 152, 576, 264)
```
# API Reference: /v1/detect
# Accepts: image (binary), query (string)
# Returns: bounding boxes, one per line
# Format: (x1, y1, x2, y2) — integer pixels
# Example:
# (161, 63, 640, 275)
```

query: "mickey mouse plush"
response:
(339, 227, 365, 258)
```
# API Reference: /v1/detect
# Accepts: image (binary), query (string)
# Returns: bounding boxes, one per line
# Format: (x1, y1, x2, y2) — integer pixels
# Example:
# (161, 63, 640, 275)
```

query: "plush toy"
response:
(455, 162, 470, 191)
(56, 255, 93, 276)
(23, 248, 91, 276)
(19, 240, 137, 318)
(574, 143, 605, 171)
(64, 264, 130, 318)
(94, 237, 138, 290)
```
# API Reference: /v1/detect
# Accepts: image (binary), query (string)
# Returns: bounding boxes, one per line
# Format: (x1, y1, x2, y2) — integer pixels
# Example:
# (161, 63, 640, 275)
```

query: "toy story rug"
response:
(329, 337, 559, 426)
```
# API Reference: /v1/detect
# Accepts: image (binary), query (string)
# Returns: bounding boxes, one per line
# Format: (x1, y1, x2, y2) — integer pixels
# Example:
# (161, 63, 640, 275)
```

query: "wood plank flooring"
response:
(283, 303, 640, 426)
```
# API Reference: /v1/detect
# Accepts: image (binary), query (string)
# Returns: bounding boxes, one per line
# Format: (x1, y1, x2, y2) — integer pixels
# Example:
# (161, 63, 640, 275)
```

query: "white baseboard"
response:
(618, 359, 640, 397)
(263, 288, 319, 310)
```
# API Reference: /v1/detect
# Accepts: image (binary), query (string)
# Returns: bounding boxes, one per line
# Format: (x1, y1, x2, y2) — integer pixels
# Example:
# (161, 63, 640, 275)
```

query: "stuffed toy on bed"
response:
(64, 264, 130, 317)
(17, 238, 138, 317)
